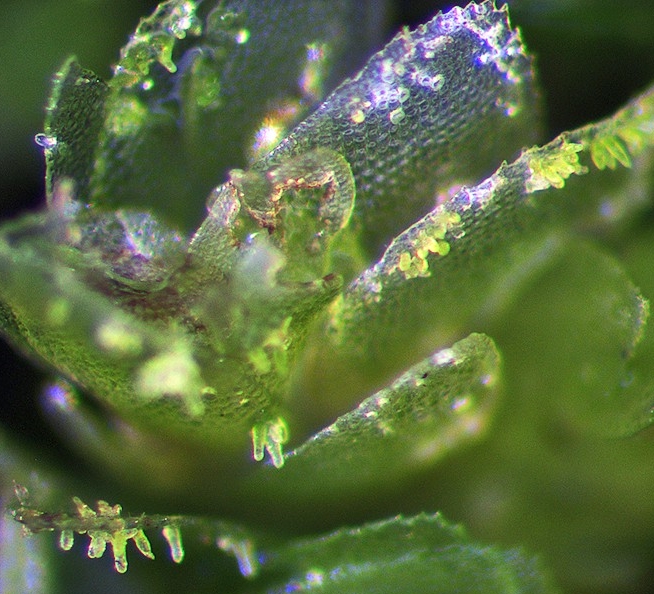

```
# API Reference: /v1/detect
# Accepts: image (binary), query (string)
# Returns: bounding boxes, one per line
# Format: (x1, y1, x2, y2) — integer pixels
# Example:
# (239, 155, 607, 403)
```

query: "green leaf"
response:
(257, 513, 559, 594)
(245, 333, 500, 505)
(296, 81, 654, 419)
(85, 0, 388, 231)
(492, 240, 649, 436)
(38, 57, 109, 202)
(611, 224, 654, 434)
(426, 242, 654, 588)
(258, 1, 541, 255)
(0, 212, 236, 444)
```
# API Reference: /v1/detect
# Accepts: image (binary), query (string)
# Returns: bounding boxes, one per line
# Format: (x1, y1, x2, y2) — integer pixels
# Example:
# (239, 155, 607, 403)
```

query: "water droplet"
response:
(252, 123, 283, 156)
(451, 397, 472, 412)
(306, 570, 325, 586)
(34, 133, 57, 149)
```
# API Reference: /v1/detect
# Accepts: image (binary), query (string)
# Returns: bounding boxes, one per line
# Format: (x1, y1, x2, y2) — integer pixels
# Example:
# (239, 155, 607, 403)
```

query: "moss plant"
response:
(2, 1, 654, 592)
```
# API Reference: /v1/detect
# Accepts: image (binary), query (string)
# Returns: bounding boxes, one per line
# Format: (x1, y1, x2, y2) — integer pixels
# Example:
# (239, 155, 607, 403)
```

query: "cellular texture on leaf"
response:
(298, 81, 654, 417)
(39, 58, 109, 201)
(4, 0, 654, 590)
(65, 0, 389, 231)
(258, 513, 559, 594)
(260, 1, 540, 254)
(254, 333, 500, 505)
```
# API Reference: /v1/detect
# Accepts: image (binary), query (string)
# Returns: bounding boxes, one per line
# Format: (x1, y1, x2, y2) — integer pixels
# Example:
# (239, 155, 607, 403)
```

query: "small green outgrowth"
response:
(251, 417, 289, 468)
(86, 531, 108, 560)
(59, 530, 75, 551)
(72, 496, 96, 519)
(70, 498, 156, 573)
(112, 0, 202, 87)
(133, 529, 155, 561)
(12, 490, 160, 574)
(525, 140, 587, 192)
(590, 134, 632, 170)
(602, 89, 654, 159)
(162, 525, 184, 564)
(217, 535, 258, 577)
(391, 211, 461, 280)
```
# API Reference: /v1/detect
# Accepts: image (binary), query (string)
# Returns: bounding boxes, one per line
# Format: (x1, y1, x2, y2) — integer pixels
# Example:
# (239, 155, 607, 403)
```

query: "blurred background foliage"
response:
(2, 1, 654, 593)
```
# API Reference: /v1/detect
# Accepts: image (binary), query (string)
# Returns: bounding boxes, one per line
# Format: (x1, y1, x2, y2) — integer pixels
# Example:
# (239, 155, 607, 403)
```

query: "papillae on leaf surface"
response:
(2, 1, 654, 592)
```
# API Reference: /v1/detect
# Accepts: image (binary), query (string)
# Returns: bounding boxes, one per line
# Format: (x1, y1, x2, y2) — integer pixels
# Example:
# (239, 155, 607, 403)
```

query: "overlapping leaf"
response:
(256, 514, 559, 594)
(3, 1, 654, 591)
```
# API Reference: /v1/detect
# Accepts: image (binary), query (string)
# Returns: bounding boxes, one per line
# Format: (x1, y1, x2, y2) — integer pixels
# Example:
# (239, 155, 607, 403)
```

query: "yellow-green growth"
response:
(394, 212, 461, 280)
(111, 0, 202, 88)
(135, 345, 206, 416)
(12, 488, 187, 573)
(52, 497, 156, 573)
(590, 134, 632, 170)
(525, 140, 586, 192)
(589, 92, 654, 170)
(95, 316, 144, 357)
(251, 417, 289, 468)
(614, 91, 654, 153)
(72, 498, 155, 573)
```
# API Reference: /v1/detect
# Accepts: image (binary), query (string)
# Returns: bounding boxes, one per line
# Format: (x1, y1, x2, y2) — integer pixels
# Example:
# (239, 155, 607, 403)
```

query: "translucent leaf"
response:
(0, 171, 346, 472)
(39, 57, 109, 201)
(238, 333, 500, 509)
(491, 240, 649, 437)
(258, 1, 540, 255)
(8, 3, 543, 476)
(85, 0, 389, 231)
(258, 513, 560, 594)
(0, 212, 249, 450)
(296, 81, 654, 417)
(61, 207, 186, 291)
